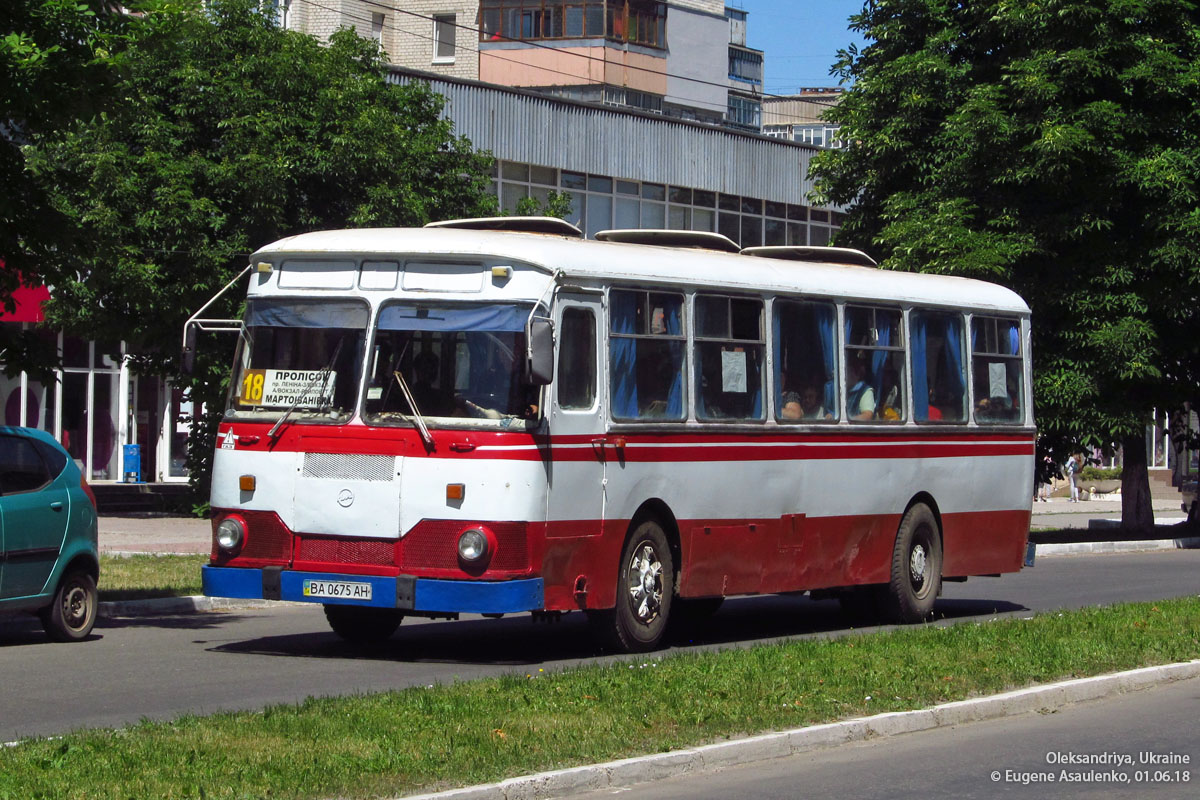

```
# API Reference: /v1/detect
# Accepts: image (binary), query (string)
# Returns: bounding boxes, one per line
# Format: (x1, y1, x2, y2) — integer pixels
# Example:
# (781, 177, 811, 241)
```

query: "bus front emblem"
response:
(337, 489, 355, 508)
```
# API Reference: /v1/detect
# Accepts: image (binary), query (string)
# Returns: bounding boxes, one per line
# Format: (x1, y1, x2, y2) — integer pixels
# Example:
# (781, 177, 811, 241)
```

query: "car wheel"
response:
(40, 570, 98, 642)
(879, 503, 942, 623)
(323, 605, 403, 642)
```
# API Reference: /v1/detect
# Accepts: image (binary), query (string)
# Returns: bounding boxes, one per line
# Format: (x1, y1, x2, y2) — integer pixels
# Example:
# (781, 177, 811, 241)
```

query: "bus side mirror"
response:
(526, 318, 554, 386)
(181, 325, 197, 375)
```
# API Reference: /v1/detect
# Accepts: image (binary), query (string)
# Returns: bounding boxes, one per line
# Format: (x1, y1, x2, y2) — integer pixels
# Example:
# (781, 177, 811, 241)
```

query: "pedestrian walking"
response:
(1036, 455, 1053, 501)
(1066, 453, 1080, 502)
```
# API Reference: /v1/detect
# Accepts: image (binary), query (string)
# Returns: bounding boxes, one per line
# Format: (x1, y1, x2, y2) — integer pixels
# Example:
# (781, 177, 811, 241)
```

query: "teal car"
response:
(0, 426, 100, 641)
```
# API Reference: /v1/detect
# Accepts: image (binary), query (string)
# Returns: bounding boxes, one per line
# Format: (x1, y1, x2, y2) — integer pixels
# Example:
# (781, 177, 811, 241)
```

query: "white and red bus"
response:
(191, 218, 1034, 652)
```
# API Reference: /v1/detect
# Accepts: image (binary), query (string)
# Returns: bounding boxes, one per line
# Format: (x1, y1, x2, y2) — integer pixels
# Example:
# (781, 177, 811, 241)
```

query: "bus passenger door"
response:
(546, 294, 605, 539)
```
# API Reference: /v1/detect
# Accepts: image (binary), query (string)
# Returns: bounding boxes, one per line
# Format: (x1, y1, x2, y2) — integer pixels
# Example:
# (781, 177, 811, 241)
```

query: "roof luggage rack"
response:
(594, 229, 741, 253)
(740, 246, 878, 267)
(425, 216, 584, 238)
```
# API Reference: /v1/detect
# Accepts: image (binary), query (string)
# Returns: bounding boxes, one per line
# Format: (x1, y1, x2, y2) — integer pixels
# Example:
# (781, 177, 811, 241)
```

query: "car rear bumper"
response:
(201, 565, 544, 614)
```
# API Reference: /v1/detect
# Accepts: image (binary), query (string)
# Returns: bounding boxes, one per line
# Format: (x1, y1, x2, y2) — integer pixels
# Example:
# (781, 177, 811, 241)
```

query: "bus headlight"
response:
(457, 527, 490, 564)
(216, 516, 246, 555)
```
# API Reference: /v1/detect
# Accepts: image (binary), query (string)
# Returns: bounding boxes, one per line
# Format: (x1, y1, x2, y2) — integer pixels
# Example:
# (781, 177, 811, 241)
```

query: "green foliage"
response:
(514, 189, 574, 219)
(0, 0, 143, 317)
(23, 0, 496, 502)
(1079, 466, 1121, 482)
(810, 0, 1200, 456)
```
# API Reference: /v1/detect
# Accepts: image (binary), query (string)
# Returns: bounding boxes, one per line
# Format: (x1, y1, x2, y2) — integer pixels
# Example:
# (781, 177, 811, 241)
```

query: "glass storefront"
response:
(0, 325, 194, 482)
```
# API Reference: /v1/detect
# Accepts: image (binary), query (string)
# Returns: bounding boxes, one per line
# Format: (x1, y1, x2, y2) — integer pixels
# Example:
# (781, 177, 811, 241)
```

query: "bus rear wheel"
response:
(592, 520, 675, 653)
(323, 605, 403, 643)
(880, 503, 942, 623)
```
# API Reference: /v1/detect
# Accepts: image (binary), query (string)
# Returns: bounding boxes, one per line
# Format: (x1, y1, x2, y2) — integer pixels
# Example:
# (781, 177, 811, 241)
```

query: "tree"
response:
(810, 0, 1200, 529)
(1, 0, 139, 366)
(24, 0, 496, 502)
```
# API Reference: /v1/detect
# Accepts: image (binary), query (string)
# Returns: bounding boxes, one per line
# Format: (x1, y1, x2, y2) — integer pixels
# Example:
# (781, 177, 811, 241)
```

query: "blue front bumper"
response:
(202, 566, 544, 614)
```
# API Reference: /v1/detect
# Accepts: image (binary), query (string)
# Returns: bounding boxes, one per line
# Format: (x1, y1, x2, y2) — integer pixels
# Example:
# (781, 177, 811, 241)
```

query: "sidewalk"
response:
(99, 514, 211, 556)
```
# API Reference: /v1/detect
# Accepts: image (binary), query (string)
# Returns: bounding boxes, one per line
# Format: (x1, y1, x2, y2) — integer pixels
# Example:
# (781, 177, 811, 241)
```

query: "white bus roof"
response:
(253, 227, 1030, 315)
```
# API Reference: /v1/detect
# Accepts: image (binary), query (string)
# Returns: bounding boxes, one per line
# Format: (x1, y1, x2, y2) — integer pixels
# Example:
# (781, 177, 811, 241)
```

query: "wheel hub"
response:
(910, 543, 927, 585)
(627, 543, 663, 624)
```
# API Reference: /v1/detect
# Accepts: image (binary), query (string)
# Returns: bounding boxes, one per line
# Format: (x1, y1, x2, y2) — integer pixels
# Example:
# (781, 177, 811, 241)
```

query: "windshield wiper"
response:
(268, 339, 343, 443)
(392, 370, 435, 451)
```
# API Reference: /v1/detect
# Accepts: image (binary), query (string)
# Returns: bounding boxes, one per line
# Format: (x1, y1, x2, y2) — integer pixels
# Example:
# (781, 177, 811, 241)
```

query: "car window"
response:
(32, 439, 68, 478)
(0, 434, 53, 495)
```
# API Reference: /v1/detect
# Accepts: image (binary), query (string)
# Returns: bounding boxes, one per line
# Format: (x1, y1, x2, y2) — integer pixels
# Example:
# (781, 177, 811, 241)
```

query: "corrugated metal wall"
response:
(390, 69, 816, 205)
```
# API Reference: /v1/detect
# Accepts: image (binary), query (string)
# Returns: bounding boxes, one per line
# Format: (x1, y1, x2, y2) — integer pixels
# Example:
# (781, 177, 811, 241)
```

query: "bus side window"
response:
(610, 289, 686, 421)
(774, 299, 838, 422)
(694, 295, 765, 421)
(844, 305, 906, 423)
(971, 317, 1023, 424)
(911, 309, 967, 422)
(558, 307, 596, 410)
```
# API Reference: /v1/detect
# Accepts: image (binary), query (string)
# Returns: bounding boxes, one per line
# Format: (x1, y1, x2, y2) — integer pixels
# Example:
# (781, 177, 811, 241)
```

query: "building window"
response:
(492, 160, 840, 245)
(480, 1, 666, 49)
(728, 48, 763, 85)
(434, 14, 456, 61)
(371, 12, 384, 43)
(727, 95, 761, 130)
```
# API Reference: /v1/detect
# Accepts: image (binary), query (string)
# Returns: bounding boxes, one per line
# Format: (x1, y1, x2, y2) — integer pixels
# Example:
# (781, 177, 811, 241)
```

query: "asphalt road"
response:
(1, 549, 1199, 742)
(572, 675, 1200, 800)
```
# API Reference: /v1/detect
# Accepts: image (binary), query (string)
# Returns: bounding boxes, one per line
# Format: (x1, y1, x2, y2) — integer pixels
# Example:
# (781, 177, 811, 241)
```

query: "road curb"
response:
(1035, 537, 1200, 557)
(98, 596, 288, 617)
(396, 660, 1200, 800)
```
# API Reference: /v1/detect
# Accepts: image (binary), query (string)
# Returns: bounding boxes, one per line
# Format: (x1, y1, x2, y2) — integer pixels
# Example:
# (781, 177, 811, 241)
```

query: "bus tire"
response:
(881, 503, 942, 623)
(323, 605, 403, 643)
(596, 520, 675, 653)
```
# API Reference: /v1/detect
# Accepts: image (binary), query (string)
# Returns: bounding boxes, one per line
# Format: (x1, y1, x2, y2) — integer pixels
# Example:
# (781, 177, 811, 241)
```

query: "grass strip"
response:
(3, 596, 1198, 800)
(98, 555, 206, 601)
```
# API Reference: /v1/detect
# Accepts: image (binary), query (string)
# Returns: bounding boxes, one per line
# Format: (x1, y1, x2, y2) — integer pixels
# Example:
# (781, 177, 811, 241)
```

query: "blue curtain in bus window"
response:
(772, 308, 783, 411)
(377, 304, 526, 332)
(943, 316, 965, 409)
(912, 316, 930, 420)
(816, 305, 836, 413)
(663, 303, 683, 417)
(247, 300, 368, 328)
(871, 324, 890, 399)
(1007, 321, 1020, 356)
(611, 292, 639, 418)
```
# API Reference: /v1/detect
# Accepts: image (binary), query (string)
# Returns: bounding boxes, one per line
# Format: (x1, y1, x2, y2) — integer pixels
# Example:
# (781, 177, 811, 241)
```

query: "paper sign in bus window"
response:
(722, 350, 748, 393)
(988, 362, 1007, 400)
(240, 368, 337, 407)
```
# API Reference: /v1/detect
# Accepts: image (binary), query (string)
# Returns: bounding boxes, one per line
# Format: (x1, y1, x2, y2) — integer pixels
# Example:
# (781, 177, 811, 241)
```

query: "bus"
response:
(189, 218, 1034, 652)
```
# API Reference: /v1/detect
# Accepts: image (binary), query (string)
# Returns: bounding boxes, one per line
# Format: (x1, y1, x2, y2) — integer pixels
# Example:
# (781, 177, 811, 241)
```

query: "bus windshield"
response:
(226, 299, 369, 423)
(364, 302, 540, 429)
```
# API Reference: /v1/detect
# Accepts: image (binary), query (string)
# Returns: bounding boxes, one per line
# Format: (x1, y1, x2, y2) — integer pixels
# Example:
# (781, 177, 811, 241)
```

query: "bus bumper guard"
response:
(201, 566, 544, 614)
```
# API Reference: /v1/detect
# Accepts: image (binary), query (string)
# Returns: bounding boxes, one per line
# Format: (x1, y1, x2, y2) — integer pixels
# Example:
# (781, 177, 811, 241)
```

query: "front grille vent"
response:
(302, 452, 395, 482)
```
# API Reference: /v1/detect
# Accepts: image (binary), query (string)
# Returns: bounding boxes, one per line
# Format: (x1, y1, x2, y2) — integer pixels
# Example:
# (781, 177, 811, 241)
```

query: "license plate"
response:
(303, 579, 373, 600)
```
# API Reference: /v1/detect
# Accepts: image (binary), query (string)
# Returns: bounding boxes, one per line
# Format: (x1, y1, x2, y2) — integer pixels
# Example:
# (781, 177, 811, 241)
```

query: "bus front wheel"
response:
(880, 503, 942, 624)
(323, 605, 403, 643)
(592, 520, 675, 653)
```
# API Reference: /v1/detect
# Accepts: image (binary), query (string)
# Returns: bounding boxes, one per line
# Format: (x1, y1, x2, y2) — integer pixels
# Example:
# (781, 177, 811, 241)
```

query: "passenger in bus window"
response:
(410, 350, 457, 416)
(780, 391, 803, 419)
(800, 385, 831, 420)
(847, 357, 876, 420)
